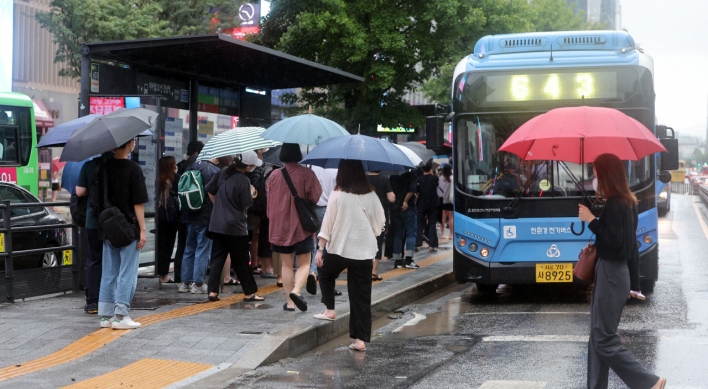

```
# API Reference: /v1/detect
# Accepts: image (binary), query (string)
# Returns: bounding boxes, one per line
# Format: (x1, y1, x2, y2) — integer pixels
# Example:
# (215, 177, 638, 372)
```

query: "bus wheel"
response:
(476, 283, 498, 294)
(640, 279, 656, 294)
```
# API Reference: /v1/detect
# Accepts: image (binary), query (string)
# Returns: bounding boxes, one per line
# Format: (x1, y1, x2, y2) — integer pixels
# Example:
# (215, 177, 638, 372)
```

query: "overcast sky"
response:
(622, 0, 708, 140)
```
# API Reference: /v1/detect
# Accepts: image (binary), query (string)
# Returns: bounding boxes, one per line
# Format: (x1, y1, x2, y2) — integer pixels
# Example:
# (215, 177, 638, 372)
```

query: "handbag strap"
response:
(280, 168, 300, 199)
(352, 193, 378, 237)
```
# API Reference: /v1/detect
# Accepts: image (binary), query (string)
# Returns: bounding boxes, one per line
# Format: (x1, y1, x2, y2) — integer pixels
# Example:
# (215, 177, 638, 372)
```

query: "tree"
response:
(249, 0, 471, 132)
(422, 0, 604, 103)
(36, 0, 243, 80)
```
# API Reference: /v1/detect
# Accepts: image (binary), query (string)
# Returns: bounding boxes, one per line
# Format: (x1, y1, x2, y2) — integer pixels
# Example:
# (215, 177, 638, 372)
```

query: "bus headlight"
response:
(458, 238, 467, 247)
(480, 247, 489, 258)
(659, 191, 668, 200)
(643, 235, 652, 244)
(469, 243, 478, 252)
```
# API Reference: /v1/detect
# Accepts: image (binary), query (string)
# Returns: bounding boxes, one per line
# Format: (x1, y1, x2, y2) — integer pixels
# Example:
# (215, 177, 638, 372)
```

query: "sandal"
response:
(289, 293, 308, 312)
(224, 278, 240, 285)
(252, 267, 262, 275)
(348, 343, 366, 351)
(208, 294, 220, 302)
(283, 303, 295, 311)
(244, 294, 265, 302)
(372, 274, 383, 281)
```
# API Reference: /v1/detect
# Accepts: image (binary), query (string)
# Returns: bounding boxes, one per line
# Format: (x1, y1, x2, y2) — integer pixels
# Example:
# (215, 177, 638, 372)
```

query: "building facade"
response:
(567, 0, 621, 30)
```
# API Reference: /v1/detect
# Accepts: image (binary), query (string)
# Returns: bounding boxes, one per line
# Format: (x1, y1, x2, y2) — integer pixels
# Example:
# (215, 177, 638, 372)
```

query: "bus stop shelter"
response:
(76, 34, 363, 277)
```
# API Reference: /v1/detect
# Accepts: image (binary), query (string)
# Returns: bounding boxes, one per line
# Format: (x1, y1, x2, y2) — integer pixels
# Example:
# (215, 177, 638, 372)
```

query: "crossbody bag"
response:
(281, 168, 320, 233)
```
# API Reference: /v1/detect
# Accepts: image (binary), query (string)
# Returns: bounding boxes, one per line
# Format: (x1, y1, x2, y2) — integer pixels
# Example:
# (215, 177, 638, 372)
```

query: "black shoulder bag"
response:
(70, 193, 88, 227)
(98, 165, 137, 248)
(281, 168, 320, 233)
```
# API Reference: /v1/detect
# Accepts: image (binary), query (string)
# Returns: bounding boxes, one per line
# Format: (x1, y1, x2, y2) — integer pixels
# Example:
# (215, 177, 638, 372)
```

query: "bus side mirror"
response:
(660, 138, 679, 171)
(426, 116, 445, 153)
(658, 171, 671, 184)
(656, 125, 674, 139)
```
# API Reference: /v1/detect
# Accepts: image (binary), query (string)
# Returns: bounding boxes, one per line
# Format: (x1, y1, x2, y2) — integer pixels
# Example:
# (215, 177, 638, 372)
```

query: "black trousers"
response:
(588, 259, 659, 389)
(384, 222, 396, 258)
(85, 228, 103, 305)
(416, 206, 439, 248)
(208, 233, 257, 296)
(156, 216, 178, 277)
(173, 221, 187, 282)
(319, 253, 373, 342)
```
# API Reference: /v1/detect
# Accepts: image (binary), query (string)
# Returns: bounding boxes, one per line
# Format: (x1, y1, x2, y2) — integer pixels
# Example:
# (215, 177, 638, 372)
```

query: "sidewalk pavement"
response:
(0, 237, 454, 388)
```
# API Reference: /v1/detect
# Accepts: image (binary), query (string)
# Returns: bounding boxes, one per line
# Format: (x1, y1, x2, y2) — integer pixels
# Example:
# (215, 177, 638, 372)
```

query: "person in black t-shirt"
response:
(389, 170, 418, 269)
(416, 162, 440, 252)
(367, 172, 394, 280)
(97, 138, 149, 330)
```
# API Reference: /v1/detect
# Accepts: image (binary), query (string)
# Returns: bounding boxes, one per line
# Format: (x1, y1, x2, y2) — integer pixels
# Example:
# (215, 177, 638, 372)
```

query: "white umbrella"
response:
(395, 144, 422, 166)
(198, 127, 280, 161)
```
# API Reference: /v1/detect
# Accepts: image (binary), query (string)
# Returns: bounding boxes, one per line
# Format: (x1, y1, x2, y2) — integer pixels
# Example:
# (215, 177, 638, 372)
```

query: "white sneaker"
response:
(191, 283, 208, 294)
(111, 316, 141, 330)
(178, 283, 192, 293)
(99, 317, 113, 328)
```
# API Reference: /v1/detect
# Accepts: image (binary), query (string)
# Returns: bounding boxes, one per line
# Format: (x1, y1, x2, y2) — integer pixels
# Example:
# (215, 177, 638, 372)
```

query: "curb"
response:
(192, 260, 455, 388)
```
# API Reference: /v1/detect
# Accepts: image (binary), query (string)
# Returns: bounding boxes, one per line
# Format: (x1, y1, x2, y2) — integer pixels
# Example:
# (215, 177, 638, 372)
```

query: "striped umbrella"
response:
(198, 127, 280, 161)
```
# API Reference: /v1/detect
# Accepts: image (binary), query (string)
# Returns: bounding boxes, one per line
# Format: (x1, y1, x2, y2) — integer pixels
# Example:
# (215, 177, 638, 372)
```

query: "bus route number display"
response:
(485, 71, 618, 102)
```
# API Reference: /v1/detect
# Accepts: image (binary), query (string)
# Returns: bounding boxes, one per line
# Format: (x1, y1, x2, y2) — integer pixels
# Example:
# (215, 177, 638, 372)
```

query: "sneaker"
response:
(178, 283, 192, 293)
(496, 284, 509, 293)
(112, 316, 141, 330)
(84, 302, 98, 314)
(393, 260, 405, 269)
(191, 283, 208, 294)
(99, 317, 113, 328)
(405, 260, 420, 269)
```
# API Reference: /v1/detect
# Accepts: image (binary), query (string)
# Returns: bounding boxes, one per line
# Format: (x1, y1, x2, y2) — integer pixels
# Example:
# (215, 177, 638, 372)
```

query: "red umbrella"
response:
(498, 106, 666, 163)
(52, 157, 66, 173)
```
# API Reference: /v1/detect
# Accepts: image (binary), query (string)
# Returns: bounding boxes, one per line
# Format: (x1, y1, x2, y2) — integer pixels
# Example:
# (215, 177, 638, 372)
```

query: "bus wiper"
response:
(558, 161, 600, 235)
(502, 168, 541, 213)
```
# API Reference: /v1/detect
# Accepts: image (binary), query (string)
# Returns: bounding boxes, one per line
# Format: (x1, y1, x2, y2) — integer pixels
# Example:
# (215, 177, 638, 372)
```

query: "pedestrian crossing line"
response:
(0, 283, 281, 383)
(335, 250, 451, 285)
(482, 335, 588, 342)
(60, 358, 213, 389)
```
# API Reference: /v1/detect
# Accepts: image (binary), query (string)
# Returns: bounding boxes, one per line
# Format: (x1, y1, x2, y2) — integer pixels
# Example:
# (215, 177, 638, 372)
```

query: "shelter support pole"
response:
(189, 78, 198, 144)
(79, 46, 91, 118)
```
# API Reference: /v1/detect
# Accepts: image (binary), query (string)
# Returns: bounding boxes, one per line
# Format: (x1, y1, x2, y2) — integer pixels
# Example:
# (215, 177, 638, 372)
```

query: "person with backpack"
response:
(157, 156, 180, 284)
(172, 141, 204, 284)
(75, 152, 114, 315)
(96, 138, 149, 330)
(178, 155, 220, 294)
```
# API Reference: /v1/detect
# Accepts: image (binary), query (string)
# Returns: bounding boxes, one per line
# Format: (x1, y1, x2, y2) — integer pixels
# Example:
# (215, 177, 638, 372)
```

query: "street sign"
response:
(62, 250, 72, 266)
(0, 232, 4, 252)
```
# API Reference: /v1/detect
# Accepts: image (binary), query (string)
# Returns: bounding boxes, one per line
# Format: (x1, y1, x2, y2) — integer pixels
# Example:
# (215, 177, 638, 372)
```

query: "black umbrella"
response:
(60, 108, 158, 162)
(262, 144, 311, 167)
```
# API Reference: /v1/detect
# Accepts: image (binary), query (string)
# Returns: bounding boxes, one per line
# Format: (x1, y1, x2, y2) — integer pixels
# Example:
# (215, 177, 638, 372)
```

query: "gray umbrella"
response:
(60, 108, 158, 161)
(399, 142, 435, 164)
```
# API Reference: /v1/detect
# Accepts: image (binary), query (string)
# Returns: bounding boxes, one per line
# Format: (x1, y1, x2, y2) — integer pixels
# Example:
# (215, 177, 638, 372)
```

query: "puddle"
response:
(130, 298, 181, 310)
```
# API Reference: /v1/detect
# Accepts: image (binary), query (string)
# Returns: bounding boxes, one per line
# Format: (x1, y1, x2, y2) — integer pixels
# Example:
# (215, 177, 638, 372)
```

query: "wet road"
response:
(229, 194, 708, 389)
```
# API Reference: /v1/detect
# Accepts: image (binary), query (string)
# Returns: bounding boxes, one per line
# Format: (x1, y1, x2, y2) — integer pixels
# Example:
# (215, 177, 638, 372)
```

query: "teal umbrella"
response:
(260, 114, 349, 145)
(198, 127, 280, 161)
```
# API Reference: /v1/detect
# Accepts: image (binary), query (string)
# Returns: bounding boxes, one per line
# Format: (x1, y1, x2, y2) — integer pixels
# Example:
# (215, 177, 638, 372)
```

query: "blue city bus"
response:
(435, 31, 677, 293)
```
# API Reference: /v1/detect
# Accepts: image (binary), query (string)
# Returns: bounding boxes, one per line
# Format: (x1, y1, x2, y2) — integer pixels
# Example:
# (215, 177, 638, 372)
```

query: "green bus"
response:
(0, 92, 39, 195)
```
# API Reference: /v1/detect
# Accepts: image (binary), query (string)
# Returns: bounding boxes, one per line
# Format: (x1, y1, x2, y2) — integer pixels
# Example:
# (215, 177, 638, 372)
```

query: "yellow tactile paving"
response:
(336, 250, 451, 285)
(0, 250, 451, 383)
(61, 358, 213, 389)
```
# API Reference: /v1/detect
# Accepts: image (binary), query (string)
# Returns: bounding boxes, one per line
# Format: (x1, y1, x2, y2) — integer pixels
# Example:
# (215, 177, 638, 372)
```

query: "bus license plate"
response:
(536, 263, 573, 283)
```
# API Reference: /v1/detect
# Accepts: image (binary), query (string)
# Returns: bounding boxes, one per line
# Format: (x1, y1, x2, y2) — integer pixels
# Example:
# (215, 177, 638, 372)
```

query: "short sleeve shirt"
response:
(77, 154, 113, 230)
(205, 169, 253, 236)
(104, 158, 149, 237)
(367, 174, 392, 222)
(416, 174, 440, 210)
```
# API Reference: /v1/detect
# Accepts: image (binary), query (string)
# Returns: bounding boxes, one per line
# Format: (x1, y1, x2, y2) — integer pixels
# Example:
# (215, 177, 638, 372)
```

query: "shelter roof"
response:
(84, 34, 364, 90)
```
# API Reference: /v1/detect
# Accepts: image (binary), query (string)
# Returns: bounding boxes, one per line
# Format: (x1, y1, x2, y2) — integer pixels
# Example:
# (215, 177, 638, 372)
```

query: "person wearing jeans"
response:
(96, 139, 148, 330)
(178, 158, 220, 294)
(390, 170, 419, 269)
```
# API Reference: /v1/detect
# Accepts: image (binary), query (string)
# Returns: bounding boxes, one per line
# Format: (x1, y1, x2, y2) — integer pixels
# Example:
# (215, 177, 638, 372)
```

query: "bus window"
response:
(0, 107, 31, 166)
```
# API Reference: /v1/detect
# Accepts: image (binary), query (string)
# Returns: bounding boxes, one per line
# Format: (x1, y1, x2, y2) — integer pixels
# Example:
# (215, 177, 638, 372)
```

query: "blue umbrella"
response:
(38, 110, 154, 148)
(300, 135, 415, 171)
(260, 114, 349, 145)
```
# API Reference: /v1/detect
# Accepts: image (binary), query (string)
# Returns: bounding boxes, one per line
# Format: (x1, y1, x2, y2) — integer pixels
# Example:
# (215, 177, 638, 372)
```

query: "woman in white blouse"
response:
(314, 159, 386, 352)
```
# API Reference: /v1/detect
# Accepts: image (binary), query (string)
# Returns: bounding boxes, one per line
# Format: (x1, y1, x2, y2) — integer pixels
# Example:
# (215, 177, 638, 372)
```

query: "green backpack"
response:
(178, 169, 205, 212)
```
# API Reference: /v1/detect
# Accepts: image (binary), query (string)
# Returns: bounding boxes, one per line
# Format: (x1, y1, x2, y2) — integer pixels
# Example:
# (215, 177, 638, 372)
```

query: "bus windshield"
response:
(0, 106, 32, 166)
(455, 112, 652, 199)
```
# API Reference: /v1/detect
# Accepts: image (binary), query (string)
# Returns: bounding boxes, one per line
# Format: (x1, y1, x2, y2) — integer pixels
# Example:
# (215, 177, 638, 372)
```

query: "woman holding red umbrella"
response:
(578, 153, 665, 389)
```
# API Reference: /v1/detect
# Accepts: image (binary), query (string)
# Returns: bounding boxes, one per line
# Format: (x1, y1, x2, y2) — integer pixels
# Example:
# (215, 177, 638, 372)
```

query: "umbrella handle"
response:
(570, 221, 585, 236)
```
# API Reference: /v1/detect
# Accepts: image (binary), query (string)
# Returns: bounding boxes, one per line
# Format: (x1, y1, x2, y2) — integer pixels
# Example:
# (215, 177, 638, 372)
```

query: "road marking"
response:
(0, 250, 452, 383)
(61, 358, 213, 389)
(392, 313, 428, 333)
(482, 335, 588, 342)
(465, 312, 589, 315)
(693, 202, 708, 240)
(479, 381, 547, 388)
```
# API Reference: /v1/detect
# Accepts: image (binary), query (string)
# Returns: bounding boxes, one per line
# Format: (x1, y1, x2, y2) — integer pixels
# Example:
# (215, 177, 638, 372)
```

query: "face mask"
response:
(592, 177, 598, 192)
